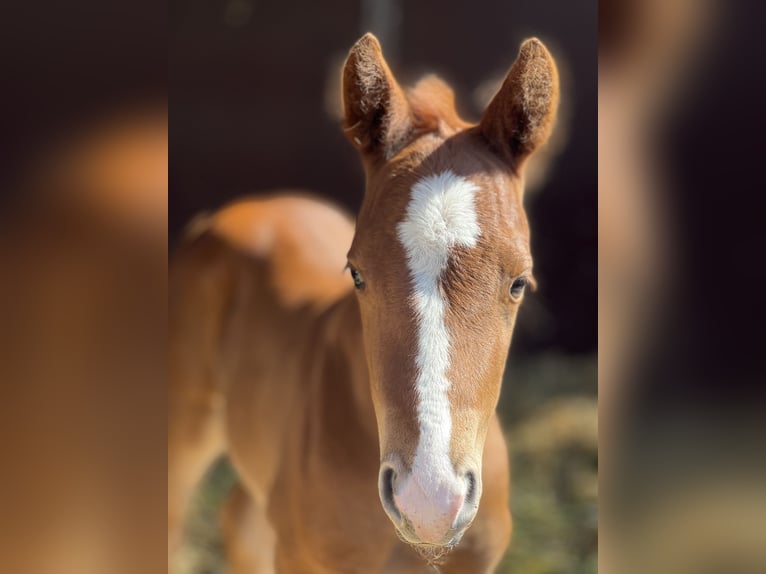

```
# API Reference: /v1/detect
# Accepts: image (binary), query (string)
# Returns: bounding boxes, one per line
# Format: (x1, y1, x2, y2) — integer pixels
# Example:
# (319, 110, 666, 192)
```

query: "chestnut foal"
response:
(169, 33, 558, 573)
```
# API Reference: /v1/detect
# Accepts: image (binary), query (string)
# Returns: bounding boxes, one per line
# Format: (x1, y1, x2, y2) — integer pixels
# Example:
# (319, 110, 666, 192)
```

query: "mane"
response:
(406, 75, 469, 136)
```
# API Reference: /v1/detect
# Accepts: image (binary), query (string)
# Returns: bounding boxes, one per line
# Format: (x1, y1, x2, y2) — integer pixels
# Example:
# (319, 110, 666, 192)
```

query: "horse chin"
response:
(410, 540, 459, 567)
(395, 528, 463, 567)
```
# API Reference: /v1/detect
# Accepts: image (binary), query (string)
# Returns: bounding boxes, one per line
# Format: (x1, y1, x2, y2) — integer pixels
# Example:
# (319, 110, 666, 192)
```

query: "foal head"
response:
(342, 34, 558, 549)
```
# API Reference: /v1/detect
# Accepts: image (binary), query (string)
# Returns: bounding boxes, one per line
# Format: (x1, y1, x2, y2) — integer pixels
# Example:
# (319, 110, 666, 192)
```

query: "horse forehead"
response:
(395, 170, 517, 290)
(404, 168, 533, 282)
(356, 147, 524, 262)
(401, 167, 518, 235)
(401, 171, 482, 235)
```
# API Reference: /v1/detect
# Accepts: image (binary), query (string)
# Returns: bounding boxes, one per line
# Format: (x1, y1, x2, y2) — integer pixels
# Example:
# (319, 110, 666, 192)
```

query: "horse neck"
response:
(309, 293, 378, 446)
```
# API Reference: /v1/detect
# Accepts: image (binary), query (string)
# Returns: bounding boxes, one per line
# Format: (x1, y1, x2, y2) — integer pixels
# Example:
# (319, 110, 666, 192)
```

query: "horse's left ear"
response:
(479, 38, 559, 170)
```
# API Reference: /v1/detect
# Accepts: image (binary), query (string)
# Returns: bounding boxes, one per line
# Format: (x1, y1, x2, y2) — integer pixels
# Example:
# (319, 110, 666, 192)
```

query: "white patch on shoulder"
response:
(396, 170, 481, 496)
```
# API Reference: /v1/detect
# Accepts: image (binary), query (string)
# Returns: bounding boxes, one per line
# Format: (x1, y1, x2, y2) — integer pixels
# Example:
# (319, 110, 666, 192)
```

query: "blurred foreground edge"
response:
(600, 0, 766, 572)
(0, 0, 167, 570)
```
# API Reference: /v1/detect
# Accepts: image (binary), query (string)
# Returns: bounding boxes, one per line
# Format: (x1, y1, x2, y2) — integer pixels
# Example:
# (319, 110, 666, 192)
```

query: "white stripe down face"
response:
(395, 171, 481, 514)
(385, 170, 498, 545)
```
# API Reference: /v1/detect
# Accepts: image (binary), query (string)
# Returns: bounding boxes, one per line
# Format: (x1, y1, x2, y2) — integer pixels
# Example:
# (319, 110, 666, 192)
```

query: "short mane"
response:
(406, 75, 469, 136)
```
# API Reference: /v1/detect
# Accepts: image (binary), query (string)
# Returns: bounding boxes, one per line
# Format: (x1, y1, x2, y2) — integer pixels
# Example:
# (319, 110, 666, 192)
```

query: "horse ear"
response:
(480, 38, 559, 169)
(342, 33, 411, 159)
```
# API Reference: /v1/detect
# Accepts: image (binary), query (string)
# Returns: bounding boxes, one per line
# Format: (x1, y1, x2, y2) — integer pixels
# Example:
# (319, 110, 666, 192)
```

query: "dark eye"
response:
(510, 277, 527, 299)
(349, 266, 365, 290)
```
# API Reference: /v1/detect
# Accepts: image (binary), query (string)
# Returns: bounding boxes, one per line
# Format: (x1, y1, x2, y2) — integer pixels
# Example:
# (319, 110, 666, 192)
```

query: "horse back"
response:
(170, 192, 355, 500)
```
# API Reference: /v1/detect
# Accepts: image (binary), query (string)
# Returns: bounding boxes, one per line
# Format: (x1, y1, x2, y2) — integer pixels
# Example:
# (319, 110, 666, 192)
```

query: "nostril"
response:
(465, 470, 477, 504)
(379, 466, 401, 522)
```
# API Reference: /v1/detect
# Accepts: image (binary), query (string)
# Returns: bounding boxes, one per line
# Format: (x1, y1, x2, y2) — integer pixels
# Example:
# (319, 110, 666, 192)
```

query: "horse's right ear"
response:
(342, 33, 412, 159)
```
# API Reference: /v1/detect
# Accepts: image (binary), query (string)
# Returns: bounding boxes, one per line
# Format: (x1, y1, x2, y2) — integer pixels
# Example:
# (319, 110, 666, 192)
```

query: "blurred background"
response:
(1, 1, 166, 574)
(170, 1, 597, 573)
(600, 0, 766, 572)
(4, 0, 765, 573)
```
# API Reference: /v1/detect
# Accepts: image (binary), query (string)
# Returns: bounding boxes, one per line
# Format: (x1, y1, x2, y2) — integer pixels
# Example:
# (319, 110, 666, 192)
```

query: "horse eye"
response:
(510, 277, 527, 299)
(349, 266, 365, 290)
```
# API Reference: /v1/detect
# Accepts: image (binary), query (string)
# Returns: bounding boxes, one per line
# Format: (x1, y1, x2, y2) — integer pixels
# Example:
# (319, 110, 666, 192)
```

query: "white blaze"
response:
(396, 170, 481, 508)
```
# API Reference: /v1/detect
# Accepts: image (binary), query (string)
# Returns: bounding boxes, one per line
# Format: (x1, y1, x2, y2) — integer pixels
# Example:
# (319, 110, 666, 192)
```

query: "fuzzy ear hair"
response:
(342, 33, 412, 158)
(480, 38, 559, 169)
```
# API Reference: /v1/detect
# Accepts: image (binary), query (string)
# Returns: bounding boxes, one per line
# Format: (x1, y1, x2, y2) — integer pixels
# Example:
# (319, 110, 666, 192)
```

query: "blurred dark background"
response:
(0, 1, 166, 194)
(638, 1, 766, 406)
(169, 0, 597, 358)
